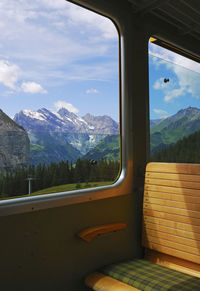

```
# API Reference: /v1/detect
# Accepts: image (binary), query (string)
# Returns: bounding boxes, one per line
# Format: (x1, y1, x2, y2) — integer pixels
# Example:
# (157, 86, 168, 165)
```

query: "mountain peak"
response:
(38, 108, 51, 114)
(82, 113, 119, 134)
(57, 107, 82, 124)
(177, 106, 199, 114)
(57, 107, 70, 114)
(14, 107, 119, 135)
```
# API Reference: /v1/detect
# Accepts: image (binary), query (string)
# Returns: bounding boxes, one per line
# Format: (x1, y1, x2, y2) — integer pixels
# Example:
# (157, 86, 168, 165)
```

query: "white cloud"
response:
(153, 109, 168, 118)
(21, 81, 47, 94)
(0, 0, 118, 89)
(164, 88, 186, 102)
(0, 59, 47, 94)
(86, 88, 99, 94)
(173, 65, 200, 98)
(39, 0, 67, 10)
(54, 101, 79, 114)
(153, 76, 186, 103)
(0, 60, 20, 89)
(153, 78, 169, 90)
(64, 2, 117, 40)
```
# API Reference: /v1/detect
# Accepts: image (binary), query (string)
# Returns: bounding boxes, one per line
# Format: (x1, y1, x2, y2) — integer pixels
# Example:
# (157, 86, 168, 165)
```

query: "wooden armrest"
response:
(77, 222, 127, 242)
(85, 272, 139, 290)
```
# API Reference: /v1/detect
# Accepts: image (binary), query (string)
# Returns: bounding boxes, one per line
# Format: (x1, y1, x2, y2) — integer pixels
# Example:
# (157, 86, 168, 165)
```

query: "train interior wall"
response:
(1, 0, 198, 290)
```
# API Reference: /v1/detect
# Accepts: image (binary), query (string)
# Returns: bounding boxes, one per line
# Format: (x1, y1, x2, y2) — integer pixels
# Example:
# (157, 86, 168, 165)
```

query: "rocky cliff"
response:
(0, 109, 30, 174)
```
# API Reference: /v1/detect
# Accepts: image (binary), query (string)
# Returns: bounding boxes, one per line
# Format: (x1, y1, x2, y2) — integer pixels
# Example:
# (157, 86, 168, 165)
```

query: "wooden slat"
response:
(143, 221, 200, 240)
(145, 250, 200, 278)
(146, 162, 200, 175)
(143, 209, 200, 226)
(145, 178, 200, 190)
(142, 163, 200, 271)
(143, 234, 200, 256)
(144, 190, 200, 203)
(144, 228, 200, 249)
(143, 203, 200, 219)
(146, 171, 200, 182)
(143, 197, 200, 212)
(145, 184, 200, 197)
(143, 240, 200, 264)
(143, 216, 200, 235)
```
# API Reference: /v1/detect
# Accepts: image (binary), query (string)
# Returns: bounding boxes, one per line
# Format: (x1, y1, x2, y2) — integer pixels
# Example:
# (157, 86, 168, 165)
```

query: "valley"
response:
(1, 105, 200, 198)
(14, 107, 119, 165)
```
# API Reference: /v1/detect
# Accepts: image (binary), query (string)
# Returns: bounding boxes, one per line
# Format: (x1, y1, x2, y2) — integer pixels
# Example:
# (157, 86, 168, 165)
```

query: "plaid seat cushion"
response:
(100, 259, 200, 291)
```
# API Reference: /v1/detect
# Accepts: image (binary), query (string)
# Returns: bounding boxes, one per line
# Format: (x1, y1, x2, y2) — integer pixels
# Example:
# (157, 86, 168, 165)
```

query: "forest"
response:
(0, 158, 120, 198)
(151, 129, 200, 163)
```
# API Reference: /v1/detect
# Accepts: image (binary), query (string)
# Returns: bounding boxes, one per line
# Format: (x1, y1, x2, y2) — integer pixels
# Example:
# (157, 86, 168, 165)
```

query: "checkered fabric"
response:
(100, 259, 200, 290)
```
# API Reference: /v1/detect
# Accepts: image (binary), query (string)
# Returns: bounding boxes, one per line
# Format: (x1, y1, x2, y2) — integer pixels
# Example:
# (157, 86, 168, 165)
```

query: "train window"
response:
(149, 38, 200, 163)
(0, 1, 120, 200)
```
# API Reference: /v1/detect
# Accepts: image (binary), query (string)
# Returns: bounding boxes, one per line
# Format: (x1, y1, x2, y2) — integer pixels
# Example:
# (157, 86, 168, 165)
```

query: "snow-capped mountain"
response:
(13, 108, 119, 162)
(14, 108, 119, 134)
(83, 113, 119, 134)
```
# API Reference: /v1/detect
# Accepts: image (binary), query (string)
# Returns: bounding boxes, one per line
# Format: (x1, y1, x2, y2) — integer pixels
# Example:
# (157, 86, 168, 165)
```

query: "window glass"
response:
(0, 1, 120, 199)
(149, 39, 200, 163)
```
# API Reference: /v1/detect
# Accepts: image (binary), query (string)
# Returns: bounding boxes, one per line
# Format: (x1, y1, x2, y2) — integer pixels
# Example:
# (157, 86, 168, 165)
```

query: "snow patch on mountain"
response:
(13, 107, 119, 156)
(23, 109, 46, 121)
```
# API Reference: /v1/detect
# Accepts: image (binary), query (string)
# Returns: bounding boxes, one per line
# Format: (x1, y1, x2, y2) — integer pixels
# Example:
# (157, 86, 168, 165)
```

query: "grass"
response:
(32, 181, 112, 195)
(0, 181, 114, 200)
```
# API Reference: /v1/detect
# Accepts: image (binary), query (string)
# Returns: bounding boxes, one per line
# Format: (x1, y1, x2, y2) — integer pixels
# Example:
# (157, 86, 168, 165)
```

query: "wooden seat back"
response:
(85, 162, 200, 290)
(142, 162, 200, 273)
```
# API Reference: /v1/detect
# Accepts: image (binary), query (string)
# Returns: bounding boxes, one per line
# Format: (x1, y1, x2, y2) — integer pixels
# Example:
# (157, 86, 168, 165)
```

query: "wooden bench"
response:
(85, 162, 200, 290)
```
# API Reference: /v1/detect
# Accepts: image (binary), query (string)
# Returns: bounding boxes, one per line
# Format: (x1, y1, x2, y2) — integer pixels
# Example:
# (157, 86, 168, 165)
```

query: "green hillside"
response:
(150, 107, 200, 154)
(84, 135, 120, 161)
(151, 129, 200, 163)
(29, 132, 81, 165)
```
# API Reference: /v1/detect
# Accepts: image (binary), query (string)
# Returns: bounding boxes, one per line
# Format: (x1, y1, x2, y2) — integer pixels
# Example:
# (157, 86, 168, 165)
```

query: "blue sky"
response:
(0, 0, 199, 122)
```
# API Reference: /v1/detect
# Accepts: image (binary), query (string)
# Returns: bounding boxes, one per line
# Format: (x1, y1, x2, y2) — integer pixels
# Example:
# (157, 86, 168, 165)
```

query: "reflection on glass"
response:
(149, 41, 200, 163)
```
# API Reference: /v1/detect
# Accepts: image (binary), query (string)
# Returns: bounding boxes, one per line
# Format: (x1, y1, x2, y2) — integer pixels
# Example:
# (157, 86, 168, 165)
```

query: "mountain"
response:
(13, 107, 119, 164)
(84, 135, 120, 161)
(0, 109, 30, 173)
(29, 132, 81, 165)
(7, 105, 200, 167)
(84, 107, 200, 161)
(14, 108, 119, 135)
(150, 118, 163, 127)
(150, 107, 200, 154)
(82, 113, 119, 134)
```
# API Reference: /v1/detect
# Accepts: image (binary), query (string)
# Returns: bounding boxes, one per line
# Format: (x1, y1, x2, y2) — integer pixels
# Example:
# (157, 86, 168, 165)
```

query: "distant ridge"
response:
(150, 106, 200, 154)
(14, 107, 119, 134)
(10, 105, 200, 164)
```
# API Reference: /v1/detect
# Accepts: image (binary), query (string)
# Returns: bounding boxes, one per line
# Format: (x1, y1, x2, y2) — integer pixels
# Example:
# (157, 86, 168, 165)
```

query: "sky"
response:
(0, 0, 119, 120)
(0, 0, 199, 122)
(149, 43, 200, 120)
